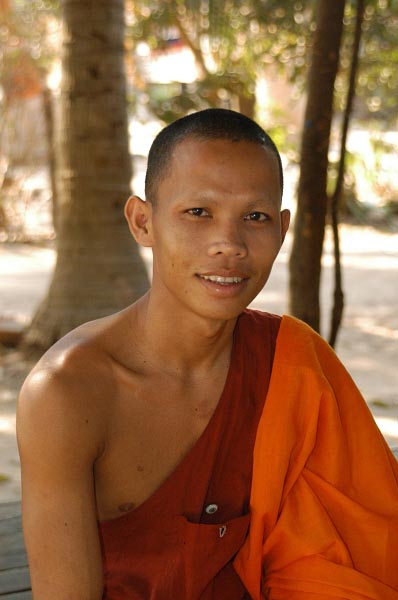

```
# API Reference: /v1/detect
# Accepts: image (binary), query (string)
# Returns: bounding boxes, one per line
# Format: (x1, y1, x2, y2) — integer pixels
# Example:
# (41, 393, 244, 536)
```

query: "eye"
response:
(244, 211, 269, 222)
(187, 208, 209, 217)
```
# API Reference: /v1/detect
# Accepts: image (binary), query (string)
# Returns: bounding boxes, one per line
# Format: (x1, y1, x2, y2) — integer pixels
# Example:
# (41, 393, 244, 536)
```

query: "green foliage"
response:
(127, 0, 397, 127)
(0, 0, 60, 121)
(1, 0, 60, 74)
(363, 0, 398, 118)
(337, 0, 398, 125)
(126, 0, 316, 121)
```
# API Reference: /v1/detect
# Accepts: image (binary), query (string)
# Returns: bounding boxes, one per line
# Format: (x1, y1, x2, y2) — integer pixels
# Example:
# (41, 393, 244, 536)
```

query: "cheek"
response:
(152, 234, 192, 280)
(159, 224, 205, 260)
(251, 230, 281, 257)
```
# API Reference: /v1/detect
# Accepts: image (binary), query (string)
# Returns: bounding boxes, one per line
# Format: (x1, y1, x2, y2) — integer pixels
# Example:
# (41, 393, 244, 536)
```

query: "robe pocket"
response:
(172, 512, 250, 598)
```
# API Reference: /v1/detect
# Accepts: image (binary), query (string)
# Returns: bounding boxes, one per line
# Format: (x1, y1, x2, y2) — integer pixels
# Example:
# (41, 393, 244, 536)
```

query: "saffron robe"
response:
(99, 311, 280, 598)
(234, 315, 398, 599)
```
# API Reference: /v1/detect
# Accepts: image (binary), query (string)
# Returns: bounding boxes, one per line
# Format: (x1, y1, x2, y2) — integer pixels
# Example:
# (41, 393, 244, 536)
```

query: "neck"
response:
(128, 292, 239, 379)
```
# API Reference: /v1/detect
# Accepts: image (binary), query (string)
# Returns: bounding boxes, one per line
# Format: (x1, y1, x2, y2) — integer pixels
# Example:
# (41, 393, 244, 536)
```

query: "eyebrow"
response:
(177, 192, 278, 208)
(243, 197, 279, 210)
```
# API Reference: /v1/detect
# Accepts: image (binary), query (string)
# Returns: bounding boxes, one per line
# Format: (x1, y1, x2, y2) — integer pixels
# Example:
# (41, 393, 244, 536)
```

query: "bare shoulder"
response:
(17, 308, 133, 461)
(15, 312, 135, 599)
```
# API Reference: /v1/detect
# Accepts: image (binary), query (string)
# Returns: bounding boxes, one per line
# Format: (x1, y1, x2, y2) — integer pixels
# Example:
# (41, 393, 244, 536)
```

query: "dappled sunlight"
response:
(323, 252, 397, 270)
(374, 416, 398, 441)
(345, 355, 374, 370)
(324, 224, 398, 255)
(0, 245, 55, 274)
(0, 416, 16, 435)
(352, 318, 398, 340)
(250, 290, 287, 314)
(338, 343, 397, 395)
(0, 245, 55, 325)
(323, 225, 398, 270)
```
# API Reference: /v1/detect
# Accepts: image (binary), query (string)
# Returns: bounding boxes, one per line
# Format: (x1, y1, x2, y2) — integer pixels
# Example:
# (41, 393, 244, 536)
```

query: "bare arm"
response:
(17, 362, 106, 600)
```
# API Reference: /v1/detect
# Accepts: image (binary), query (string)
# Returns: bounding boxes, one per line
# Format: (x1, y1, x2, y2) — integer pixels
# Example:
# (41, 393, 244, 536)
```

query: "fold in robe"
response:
(234, 315, 398, 599)
(99, 310, 280, 598)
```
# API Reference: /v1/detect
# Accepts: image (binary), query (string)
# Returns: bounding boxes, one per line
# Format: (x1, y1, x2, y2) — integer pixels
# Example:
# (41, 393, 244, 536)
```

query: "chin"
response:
(192, 300, 249, 323)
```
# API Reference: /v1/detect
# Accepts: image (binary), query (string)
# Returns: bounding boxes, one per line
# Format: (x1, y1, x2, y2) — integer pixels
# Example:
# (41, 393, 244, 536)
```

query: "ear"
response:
(280, 209, 290, 244)
(124, 196, 154, 247)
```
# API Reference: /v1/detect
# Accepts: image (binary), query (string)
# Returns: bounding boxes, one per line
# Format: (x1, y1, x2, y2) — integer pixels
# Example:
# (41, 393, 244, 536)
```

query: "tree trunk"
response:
(238, 93, 255, 119)
(288, 0, 346, 333)
(42, 86, 59, 234)
(328, 0, 365, 348)
(24, 0, 149, 350)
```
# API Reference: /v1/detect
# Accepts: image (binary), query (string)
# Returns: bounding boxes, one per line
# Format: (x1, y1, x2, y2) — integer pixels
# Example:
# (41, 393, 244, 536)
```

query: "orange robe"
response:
(234, 315, 398, 599)
(99, 310, 280, 598)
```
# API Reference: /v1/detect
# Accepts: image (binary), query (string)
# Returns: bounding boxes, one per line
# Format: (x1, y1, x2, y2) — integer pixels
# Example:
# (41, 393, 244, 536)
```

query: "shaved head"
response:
(144, 108, 283, 205)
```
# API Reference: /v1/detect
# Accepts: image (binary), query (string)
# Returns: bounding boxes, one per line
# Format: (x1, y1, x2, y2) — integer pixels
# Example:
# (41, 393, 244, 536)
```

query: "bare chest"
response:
(94, 373, 226, 521)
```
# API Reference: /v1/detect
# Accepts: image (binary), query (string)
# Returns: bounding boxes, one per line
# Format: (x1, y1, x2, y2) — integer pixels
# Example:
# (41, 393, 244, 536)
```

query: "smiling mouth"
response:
(198, 275, 245, 285)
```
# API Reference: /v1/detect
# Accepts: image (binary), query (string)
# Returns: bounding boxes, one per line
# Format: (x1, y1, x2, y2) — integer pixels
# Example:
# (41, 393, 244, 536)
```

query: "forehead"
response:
(162, 137, 281, 198)
(171, 136, 275, 166)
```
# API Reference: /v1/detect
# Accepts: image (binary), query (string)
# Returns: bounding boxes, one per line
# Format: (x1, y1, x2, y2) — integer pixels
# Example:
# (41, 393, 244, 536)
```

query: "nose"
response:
(207, 219, 248, 258)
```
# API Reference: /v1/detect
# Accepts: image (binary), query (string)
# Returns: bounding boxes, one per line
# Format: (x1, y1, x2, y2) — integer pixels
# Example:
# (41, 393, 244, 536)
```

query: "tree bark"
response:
(288, 0, 346, 333)
(328, 0, 365, 348)
(238, 93, 255, 119)
(42, 86, 59, 234)
(24, 0, 149, 350)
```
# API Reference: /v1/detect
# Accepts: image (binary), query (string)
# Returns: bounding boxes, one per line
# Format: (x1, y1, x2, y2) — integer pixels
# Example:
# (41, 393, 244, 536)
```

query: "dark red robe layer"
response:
(99, 311, 280, 599)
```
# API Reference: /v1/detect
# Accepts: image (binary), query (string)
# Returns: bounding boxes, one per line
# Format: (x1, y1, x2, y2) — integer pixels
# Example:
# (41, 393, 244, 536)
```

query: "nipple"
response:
(118, 502, 135, 513)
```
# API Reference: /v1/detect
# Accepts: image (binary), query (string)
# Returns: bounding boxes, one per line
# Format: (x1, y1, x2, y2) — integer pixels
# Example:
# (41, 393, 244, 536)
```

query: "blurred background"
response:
(1, 1, 397, 243)
(0, 0, 397, 501)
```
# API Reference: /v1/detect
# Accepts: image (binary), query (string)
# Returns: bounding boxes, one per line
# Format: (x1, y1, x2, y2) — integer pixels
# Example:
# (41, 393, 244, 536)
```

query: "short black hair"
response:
(144, 108, 283, 203)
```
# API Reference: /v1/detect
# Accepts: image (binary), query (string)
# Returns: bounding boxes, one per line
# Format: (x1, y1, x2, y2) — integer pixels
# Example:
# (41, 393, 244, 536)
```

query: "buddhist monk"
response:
(17, 109, 398, 599)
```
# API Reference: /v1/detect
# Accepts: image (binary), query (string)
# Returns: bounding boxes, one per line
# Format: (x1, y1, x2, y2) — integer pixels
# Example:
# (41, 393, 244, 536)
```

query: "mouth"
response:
(195, 272, 250, 300)
(198, 274, 244, 285)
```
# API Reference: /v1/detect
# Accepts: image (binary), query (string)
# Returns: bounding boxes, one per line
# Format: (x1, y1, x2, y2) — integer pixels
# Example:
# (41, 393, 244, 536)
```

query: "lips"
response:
(195, 271, 250, 300)
(199, 275, 244, 285)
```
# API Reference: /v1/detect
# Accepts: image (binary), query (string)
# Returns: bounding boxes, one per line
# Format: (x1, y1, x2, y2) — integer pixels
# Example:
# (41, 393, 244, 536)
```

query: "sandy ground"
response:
(0, 224, 397, 503)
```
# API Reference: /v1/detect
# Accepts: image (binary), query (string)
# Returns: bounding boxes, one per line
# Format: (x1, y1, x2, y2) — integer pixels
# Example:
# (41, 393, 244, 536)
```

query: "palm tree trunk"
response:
(24, 0, 149, 350)
(42, 86, 58, 233)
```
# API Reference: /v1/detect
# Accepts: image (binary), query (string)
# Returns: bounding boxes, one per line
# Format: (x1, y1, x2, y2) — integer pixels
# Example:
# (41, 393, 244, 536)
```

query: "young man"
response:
(17, 109, 398, 600)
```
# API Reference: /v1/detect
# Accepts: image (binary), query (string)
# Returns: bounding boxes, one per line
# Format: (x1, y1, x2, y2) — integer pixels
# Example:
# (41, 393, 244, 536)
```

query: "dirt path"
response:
(1, 224, 397, 502)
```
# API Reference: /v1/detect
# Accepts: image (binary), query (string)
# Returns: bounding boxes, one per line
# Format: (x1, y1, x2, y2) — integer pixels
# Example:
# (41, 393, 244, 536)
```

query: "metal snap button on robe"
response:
(205, 503, 218, 515)
(219, 525, 227, 538)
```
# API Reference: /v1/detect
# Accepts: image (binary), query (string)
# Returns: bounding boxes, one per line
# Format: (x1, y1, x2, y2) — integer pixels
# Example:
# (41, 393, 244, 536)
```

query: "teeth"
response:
(201, 275, 243, 284)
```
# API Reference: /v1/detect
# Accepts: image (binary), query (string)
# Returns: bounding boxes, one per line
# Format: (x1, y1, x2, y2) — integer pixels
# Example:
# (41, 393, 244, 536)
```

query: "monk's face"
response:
(148, 137, 290, 322)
